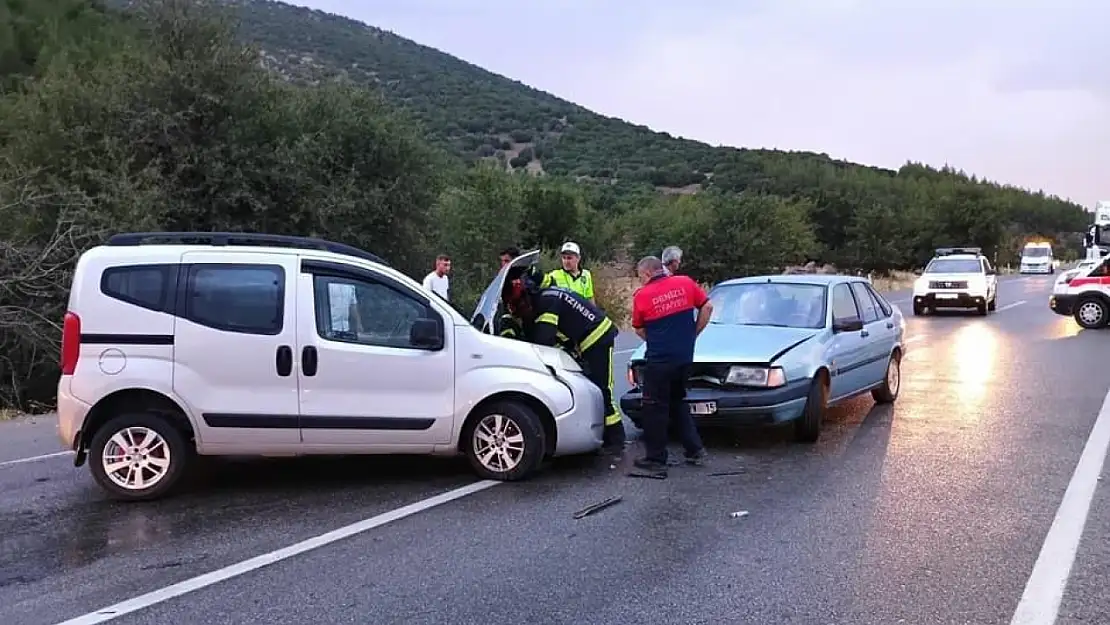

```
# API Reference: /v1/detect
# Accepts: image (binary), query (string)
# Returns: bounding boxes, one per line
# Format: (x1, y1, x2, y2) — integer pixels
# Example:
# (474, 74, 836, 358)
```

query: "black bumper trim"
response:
(620, 378, 810, 427)
(1050, 293, 1076, 316)
(914, 293, 986, 308)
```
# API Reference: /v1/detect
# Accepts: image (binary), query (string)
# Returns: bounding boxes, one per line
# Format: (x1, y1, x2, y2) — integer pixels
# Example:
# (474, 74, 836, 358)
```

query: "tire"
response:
(976, 300, 988, 315)
(987, 297, 996, 312)
(87, 412, 192, 502)
(912, 303, 925, 316)
(462, 401, 546, 481)
(1074, 297, 1110, 329)
(794, 374, 828, 444)
(871, 351, 901, 404)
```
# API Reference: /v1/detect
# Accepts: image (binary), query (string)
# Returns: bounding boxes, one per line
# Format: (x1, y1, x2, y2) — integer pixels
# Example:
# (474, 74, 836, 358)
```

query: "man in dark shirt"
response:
(503, 267, 626, 451)
(630, 256, 713, 474)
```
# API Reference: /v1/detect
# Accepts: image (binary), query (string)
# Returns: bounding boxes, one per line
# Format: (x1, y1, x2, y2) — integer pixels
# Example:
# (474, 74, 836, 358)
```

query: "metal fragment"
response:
(573, 496, 623, 519)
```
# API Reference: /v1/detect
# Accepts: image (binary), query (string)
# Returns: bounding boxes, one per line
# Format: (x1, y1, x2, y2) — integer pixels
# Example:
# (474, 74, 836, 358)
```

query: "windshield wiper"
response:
(738, 322, 794, 328)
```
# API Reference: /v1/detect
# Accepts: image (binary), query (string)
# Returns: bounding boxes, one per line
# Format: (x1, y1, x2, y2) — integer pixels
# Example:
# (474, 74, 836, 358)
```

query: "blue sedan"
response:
(620, 274, 907, 442)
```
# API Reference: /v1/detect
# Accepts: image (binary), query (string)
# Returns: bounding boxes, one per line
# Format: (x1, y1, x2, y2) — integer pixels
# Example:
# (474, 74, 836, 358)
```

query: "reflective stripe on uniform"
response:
(603, 343, 620, 425)
(537, 312, 559, 325)
(579, 316, 613, 353)
(544, 269, 593, 299)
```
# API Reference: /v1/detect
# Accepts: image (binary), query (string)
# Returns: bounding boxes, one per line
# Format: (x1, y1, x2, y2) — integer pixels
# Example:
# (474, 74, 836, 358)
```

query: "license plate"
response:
(935, 293, 958, 299)
(690, 401, 717, 415)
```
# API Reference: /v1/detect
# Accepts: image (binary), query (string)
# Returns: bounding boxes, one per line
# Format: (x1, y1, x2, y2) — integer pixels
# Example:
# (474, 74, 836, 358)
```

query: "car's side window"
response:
(184, 264, 285, 335)
(831, 284, 860, 322)
(981, 258, 992, 274)
(313, 274, 428, 349)
(101, 264, 175, 313)
(849, 282, 879, 323)
(863, 283, 893, 317)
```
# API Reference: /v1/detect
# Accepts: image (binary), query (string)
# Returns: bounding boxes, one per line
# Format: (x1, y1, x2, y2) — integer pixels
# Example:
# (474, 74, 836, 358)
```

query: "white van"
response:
(56, 233, 604, 501)
(1019, 242, 1054, 274)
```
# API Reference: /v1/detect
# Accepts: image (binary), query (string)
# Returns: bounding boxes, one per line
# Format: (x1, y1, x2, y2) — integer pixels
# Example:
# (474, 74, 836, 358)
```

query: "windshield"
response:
(708, 282, 827, 329)
(1022, 247, 1051, 258)
(925, 258, 982, 274)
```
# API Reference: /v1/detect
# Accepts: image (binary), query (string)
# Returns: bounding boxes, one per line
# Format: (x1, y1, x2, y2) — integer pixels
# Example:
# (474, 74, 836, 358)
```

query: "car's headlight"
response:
(726, 366, 786, 388)
(913, 278, 927, 292)
(533, 346, 582, 372)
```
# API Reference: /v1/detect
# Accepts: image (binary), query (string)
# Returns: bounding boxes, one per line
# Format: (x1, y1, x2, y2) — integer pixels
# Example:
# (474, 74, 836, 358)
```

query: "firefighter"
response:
(504, 266, 625, 451)
(541, 241, 595, 303)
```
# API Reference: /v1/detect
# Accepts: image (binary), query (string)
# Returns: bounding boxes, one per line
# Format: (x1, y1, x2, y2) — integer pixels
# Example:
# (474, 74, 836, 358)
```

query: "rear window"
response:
(100, 265, 173, 313)
(184, 264, 285, 335)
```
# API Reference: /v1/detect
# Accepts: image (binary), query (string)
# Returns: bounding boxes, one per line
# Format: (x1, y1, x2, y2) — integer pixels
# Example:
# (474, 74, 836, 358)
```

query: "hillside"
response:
(227, 1, 964, 189)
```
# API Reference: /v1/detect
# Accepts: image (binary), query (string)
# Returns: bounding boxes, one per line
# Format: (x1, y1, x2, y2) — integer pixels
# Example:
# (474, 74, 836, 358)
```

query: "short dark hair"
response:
(436, 254, 451, 262)
(499, 246, 520, 258)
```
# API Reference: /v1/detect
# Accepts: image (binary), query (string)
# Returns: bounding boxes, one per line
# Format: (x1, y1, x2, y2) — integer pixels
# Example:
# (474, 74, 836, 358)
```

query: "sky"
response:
(289, 0, 1108, 208)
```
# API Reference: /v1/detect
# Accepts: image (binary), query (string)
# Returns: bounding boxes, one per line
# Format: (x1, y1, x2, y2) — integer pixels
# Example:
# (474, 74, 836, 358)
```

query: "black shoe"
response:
(685, 449, 709, 466)
(633, 457, 669, 473)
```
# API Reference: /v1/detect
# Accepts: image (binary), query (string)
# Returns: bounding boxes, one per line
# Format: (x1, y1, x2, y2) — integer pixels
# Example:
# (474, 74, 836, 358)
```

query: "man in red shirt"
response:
(630, 256, 713, 475)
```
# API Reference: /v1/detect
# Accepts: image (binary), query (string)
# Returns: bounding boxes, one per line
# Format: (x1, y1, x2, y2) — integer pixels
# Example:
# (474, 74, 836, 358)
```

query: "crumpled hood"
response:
(629, 322, 820, 364)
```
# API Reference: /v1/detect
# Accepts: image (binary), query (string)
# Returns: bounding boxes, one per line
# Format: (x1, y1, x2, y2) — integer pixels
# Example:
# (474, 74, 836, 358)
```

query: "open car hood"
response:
(470, 249, 541, 334)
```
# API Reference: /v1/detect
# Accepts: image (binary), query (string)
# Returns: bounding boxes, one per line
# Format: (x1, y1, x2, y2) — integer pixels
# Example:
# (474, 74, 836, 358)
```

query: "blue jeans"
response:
(640, 362, 704, 463)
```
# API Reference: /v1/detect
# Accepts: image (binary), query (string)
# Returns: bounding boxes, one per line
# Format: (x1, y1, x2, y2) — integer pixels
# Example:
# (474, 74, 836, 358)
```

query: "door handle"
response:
(275, 345, 292, 377)
(885, 321, 894, 329)
(860, 330, 870, 338)
(302, 346, 318, 377)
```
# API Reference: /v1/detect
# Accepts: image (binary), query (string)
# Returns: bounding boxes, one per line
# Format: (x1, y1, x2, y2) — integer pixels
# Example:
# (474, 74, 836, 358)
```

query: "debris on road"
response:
(627, 470, 667, 480)
(708, 470, 746, 477)
(729, 510, 750, 519)
(573, 496, 623, 519)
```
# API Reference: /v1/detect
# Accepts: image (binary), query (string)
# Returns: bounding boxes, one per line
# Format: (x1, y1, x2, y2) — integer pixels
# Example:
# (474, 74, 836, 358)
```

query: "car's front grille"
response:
(686, 363, 732, 389)
(629, 362, 734, 389)
(929, 280, 968, 289)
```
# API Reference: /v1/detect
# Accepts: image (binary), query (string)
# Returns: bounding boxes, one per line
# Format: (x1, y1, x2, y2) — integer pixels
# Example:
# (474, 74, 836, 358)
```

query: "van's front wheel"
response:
(462, 401, 546, 481)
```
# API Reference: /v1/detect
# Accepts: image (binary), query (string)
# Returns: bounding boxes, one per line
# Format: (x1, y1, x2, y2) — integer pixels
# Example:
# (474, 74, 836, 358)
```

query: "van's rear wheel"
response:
(463, 401, 545, 481)
(88, 412, 192, 501)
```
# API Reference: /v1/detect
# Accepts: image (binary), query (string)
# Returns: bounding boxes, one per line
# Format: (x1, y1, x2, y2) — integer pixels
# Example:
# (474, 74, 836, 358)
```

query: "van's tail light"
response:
(60, 311, 81, 375)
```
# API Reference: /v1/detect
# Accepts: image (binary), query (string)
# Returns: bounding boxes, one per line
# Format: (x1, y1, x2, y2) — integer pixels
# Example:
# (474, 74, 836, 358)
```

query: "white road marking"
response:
(996, 300, 1027, 313)
(1009, 386, 1110, 625)
(0, 450, 73, 468)
(615, 348, 638, 355)
(53, 480, 501, 625)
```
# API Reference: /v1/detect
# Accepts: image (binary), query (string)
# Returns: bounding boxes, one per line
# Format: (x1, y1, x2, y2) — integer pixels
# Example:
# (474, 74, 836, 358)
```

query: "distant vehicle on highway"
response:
(1050, 255, 1110, 329)
(1019, 241, 1055, 275)
(55, 233, 603, 501)
(911, 247, 998, 316)
(620, 275, 906, 443)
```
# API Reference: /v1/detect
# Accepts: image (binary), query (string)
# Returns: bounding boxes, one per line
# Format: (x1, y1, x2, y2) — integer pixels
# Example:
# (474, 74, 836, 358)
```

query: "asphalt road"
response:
(3, 274, 1110, 625)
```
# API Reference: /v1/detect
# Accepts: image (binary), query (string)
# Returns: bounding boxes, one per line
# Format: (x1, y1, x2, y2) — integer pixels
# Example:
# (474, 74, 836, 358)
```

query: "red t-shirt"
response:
(631, 274, 708, 364)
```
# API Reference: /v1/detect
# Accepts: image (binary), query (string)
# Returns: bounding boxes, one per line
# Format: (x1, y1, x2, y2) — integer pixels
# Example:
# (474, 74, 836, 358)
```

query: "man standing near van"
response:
(542, 241, 595, 303)
(662, 246, 683, 276)
(499, 246, 520, 269)
(630, 256, 712, 475)
(422, 254, 451, 301)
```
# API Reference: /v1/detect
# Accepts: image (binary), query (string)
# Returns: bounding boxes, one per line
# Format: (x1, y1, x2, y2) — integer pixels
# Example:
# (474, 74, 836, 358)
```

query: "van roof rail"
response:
(935, 246, 982, 256)
(105, 232, 388, 265)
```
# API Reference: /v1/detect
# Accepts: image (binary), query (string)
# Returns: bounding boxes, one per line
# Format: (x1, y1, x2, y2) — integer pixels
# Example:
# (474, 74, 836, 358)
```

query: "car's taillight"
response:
(60, 311, 81, 375)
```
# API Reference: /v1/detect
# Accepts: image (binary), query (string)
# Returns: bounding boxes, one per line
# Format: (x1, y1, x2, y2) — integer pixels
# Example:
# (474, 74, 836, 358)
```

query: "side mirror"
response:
(833, 317, 864, 333)
(987, 268, 997, 275)
(410, 317, 444, 349)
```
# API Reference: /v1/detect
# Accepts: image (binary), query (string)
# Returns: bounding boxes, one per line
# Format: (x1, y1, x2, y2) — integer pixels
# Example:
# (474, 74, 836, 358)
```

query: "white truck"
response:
(1019, 241, 1055, 274)
(1084, 200, 1110, 261)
